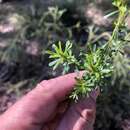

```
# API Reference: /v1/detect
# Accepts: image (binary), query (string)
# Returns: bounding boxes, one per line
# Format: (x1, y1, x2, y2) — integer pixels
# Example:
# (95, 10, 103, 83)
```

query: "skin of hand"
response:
(0, 72, 99, 130)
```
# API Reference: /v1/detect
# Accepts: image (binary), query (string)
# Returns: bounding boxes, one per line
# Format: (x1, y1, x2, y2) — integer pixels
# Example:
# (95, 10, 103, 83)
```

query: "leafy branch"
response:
(46, 41, 79, 73)
(47, 0, 130, 101)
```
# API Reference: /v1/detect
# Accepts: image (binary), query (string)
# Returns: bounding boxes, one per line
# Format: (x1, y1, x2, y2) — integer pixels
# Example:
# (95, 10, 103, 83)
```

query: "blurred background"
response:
(0, 0, 130, 130)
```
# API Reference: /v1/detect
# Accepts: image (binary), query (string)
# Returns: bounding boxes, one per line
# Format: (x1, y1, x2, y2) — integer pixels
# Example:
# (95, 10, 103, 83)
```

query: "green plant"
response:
(19, 5, 73, 41)
(47, 0, 130, 101)
(47, 41, 79, 72)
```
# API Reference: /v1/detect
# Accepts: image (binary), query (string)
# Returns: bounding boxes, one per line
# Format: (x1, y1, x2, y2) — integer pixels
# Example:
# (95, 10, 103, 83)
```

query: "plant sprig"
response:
(47, 0, 130, 101)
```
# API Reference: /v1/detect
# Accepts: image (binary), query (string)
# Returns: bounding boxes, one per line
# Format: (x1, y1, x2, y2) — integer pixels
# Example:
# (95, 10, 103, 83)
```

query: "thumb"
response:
(56, 89, 99, 130)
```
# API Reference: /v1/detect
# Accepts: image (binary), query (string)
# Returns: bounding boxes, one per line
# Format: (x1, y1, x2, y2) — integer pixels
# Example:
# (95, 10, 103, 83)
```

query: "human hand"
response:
(0, 72, 99, 130)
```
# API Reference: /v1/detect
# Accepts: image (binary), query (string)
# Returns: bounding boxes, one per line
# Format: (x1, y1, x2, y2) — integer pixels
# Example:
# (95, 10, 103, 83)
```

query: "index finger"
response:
(39, 72, 83, 102)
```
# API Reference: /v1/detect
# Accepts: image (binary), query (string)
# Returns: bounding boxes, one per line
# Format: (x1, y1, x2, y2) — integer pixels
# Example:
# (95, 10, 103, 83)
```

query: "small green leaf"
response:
(49, 59, 59, 67)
